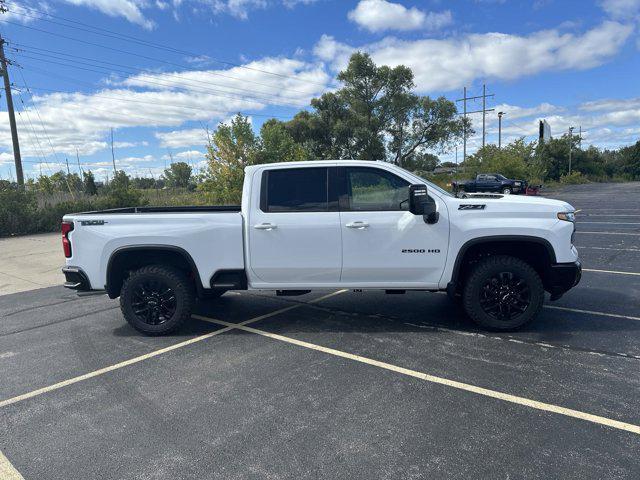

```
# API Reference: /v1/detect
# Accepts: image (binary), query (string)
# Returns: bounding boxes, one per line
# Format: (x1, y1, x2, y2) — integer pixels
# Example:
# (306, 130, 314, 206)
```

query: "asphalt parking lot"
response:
(1, 182, 640, 479)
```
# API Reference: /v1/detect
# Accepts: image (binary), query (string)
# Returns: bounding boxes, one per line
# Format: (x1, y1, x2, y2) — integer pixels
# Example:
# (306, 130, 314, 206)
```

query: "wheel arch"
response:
(106, 245, 203, 299)
(448, 236, 557, 295)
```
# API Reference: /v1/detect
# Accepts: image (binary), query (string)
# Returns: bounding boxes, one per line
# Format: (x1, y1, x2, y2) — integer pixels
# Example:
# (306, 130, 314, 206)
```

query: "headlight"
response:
(514, 182, 521, 186)
(557, 212, 576, 222)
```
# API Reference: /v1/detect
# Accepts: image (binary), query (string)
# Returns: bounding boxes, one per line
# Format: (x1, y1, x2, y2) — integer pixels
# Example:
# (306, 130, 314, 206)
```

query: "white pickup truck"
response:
(62, 160, 581, 334)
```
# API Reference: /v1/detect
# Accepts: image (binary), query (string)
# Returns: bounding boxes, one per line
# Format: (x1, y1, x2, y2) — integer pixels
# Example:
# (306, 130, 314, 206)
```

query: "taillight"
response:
(62, 221, 74, 258)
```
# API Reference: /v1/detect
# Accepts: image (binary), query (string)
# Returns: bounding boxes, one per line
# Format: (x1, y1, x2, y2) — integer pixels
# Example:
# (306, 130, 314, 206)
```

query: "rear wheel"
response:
(462, 255, 543, 330)
(120, 265, 194, 335)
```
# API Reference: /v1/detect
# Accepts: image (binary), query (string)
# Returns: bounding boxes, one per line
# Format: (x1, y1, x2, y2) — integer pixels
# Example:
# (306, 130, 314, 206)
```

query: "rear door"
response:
(248, 166, 342, 285)
(338, 166, 449, 287)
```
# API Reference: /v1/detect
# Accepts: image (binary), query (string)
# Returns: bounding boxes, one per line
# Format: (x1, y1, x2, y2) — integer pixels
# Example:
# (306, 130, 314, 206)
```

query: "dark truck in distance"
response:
(452, 174, 527, 195)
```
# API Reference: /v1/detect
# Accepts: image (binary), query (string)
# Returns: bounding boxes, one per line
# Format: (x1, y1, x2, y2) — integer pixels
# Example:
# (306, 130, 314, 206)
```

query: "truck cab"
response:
(62, 160, 581, 335)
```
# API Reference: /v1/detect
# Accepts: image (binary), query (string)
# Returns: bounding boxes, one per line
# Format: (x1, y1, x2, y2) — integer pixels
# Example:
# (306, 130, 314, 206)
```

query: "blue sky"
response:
(0, 0, 638, 181)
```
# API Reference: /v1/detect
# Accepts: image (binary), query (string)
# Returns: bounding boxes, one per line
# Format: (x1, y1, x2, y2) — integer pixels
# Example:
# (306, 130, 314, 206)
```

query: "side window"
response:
(485, 175, 496, 181)
(262, 168, 328, 212)
(344, 167, 410, 211)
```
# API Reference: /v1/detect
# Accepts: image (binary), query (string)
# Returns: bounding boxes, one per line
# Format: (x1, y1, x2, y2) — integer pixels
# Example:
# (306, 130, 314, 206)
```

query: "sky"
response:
(0, 0, 638, 181)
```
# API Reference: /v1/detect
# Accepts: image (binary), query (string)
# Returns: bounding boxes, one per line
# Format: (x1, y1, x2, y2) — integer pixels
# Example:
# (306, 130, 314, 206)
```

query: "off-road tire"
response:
(462, 255, 544, 331)
(120, 265, 194, 335)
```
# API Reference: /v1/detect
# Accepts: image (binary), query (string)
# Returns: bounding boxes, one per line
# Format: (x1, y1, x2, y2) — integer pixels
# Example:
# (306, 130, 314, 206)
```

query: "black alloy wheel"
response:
(462, 255, 544, 330)
(479, 271, 530, 322)
(131, 279, 177, 325)
(120, 265, 194, 335)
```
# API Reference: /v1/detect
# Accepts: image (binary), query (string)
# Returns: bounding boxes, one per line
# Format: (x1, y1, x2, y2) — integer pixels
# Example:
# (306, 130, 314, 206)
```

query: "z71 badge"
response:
(459, 204, 486, 210)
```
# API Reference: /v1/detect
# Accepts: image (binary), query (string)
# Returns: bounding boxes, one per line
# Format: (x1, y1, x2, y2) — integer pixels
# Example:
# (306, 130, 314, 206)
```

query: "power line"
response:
(12, 51, 307, 107)
(10, 43, 310, 103)
(7, 4, 329, 87)
(1, 18, 328, 95)
(18, 80, 292, 120)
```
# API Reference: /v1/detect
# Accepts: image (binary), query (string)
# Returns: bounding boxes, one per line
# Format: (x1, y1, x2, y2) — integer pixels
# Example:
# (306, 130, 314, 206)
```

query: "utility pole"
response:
(110, 128, 117, 174)
(0, 35, 24, 187)
(568, 126, 574, 175)
(462, 87, 467, 163)
(578, 126, 582, 149)
(498, 111, 505, 149)
(65, 157, 71, 175)
(456, 85, 494, 159)
(76, 149, 84, 181)
(482, 84, 486, 150)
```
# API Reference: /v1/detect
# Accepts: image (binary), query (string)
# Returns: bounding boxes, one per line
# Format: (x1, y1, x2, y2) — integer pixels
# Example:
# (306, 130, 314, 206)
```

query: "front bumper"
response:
(62, 267, 91, 291)
(548, 260, 582, 300)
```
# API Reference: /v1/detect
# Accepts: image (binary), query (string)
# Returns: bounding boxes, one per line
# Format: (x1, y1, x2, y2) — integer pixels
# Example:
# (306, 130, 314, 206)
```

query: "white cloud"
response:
(348, 0, 452, 33)
(315, 21, 633, 92)
(0, 152, 15, 164)
(600, 0, 640, 19)
(163, 149, 206, 162)
(121, 57, 329, 108)
(62, 0, 156, 29)
(182, 0, 316, 20)
(155, 129, 210, 148)
(4, 55, 328, 158)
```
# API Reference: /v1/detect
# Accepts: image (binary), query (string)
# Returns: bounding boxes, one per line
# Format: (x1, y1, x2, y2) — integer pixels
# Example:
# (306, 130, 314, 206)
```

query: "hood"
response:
(452, 194, 574, 213)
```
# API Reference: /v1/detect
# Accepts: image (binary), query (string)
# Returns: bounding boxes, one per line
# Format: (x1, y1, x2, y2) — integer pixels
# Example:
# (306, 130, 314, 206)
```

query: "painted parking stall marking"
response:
(0, 290, 347, 409)
(0, 450, 24, 480)
(583, 268, 640, 276)
(193, 314, 640, 436)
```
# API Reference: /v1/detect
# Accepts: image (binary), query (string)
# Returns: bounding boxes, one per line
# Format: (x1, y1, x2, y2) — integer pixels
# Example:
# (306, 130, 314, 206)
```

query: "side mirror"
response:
(409, 184, 439, 224)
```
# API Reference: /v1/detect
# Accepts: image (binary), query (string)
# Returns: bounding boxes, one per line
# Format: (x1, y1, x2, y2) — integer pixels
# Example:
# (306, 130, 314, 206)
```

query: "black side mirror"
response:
(409, 184, 439, 224)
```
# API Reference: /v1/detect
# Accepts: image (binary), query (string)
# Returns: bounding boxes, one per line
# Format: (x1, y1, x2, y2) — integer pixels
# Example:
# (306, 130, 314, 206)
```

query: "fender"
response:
(106, 245, 204, 298)
(449, 235, 557, 287)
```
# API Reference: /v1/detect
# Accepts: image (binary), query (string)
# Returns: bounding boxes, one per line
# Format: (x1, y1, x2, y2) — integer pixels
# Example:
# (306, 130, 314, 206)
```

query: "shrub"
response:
(559, 171, 589, 185)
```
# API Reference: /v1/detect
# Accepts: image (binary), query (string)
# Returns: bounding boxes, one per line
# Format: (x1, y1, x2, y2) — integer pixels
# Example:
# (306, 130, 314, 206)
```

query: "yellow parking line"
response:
(0, 290, 347, 409)
(583, 268, 640, 276)
(195, 314, 640, 436)
(0, 450, 24, 480)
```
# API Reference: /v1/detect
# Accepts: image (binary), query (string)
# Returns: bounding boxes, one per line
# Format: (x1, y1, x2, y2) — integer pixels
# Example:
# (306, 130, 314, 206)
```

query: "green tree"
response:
(83, 170, 98, 195)
(109, 170, 131, 191)
(255, 119, 308, 164)
(200, 114, 258, 204)
(164, 161, 193, 188)
(465, 138, 535, 180)
(284, 52, 466, 164)
(402, 152, 439, 174)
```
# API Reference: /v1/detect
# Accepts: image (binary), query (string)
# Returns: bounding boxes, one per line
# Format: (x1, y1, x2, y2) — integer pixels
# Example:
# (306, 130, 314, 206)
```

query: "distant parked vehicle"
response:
(452, 174, 527, 195)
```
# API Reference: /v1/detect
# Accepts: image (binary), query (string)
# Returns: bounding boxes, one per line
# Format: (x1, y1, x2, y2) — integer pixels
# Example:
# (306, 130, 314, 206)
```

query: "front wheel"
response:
(462, 255, 544, 330)
(501, 187, 512, 195)
(120, 265, 194, 335)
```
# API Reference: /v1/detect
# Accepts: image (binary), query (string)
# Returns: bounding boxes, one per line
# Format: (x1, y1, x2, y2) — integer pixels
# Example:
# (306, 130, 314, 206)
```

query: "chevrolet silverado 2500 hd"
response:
(62, 160, 581, 334)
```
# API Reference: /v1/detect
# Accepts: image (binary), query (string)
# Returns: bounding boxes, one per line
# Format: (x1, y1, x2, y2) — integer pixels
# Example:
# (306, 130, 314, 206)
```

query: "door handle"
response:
(346, 221, 369, 229)
(254, 223, 277, 230)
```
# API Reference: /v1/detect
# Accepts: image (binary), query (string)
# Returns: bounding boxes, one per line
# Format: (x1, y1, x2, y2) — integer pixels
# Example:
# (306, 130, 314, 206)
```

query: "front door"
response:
(339, 166, 449, 287)
(477, 174, 498, 192)
(248, 166, 342, 286)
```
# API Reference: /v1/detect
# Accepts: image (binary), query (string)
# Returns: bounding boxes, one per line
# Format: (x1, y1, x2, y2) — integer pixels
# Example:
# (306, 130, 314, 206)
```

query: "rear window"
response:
(262, 168, 328, 212)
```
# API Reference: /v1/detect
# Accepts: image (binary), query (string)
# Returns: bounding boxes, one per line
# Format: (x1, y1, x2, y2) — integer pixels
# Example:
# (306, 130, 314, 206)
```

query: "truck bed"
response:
(73, 205, 241, 215)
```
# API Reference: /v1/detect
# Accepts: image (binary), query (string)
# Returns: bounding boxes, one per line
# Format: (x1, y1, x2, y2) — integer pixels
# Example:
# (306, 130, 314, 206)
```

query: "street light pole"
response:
(497, 111, 505, 149)
(568, 126, 574, 176)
